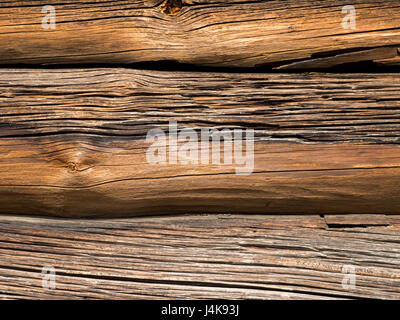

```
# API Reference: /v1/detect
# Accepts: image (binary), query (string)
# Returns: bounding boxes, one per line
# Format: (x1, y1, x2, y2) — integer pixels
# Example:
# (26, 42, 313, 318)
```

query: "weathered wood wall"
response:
(1, 0, 400, 300)
(1, 0, 400, 68)
(2, 70, 400, 217)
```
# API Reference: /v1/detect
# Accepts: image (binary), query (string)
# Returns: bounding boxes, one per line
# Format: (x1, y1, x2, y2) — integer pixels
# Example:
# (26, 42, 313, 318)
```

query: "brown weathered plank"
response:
(0, 214, 398, 299)
(2, 69, 400, 217)
(1, 0, 400, 67)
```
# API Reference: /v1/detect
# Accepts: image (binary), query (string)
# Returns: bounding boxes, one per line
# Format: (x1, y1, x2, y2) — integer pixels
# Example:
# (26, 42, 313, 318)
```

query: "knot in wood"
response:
(67, 162, 79, 172)
(160, 0, 182, 15)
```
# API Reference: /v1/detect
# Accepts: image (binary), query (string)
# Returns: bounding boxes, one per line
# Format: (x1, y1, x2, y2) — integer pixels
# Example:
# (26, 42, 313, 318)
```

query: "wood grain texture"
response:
(2, 69, 400, 217)
(0, 214, 399, 299)
(1, 0, 400, 68)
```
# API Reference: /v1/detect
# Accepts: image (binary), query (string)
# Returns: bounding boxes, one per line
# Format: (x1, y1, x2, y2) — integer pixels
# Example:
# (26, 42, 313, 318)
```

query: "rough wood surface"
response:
(0, 214, 398, 299)
(1, 0, 400, 68)
(2, 69, 400, 217)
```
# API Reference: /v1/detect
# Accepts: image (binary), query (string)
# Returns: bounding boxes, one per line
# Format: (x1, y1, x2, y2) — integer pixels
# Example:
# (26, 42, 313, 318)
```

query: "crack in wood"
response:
(323, 214, 391, 228)
(276, 46, 400, 70)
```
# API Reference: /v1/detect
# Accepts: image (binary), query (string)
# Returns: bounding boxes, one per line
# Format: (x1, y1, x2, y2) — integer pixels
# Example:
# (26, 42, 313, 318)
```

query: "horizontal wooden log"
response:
(0, 214, 399, 299)
(2, 69, 400, 217)
(1, 0, 400, 68)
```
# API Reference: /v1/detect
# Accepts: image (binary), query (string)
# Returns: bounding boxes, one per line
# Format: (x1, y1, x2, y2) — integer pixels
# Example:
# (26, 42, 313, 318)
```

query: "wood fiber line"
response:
(0, 214, 398, 299)
(1, 69, 400, 216)
(1, 0, 400, 67)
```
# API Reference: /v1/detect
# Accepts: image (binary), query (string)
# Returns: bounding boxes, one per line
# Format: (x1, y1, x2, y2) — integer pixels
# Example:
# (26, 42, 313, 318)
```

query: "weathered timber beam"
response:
(0, 214, 399, 299)
(1, 69, 400, 217)
(1, 0, 400, 67)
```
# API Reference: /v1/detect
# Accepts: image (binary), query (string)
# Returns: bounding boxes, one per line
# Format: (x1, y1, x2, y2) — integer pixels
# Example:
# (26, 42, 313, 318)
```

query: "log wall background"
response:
(1, 0, 400, 299)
